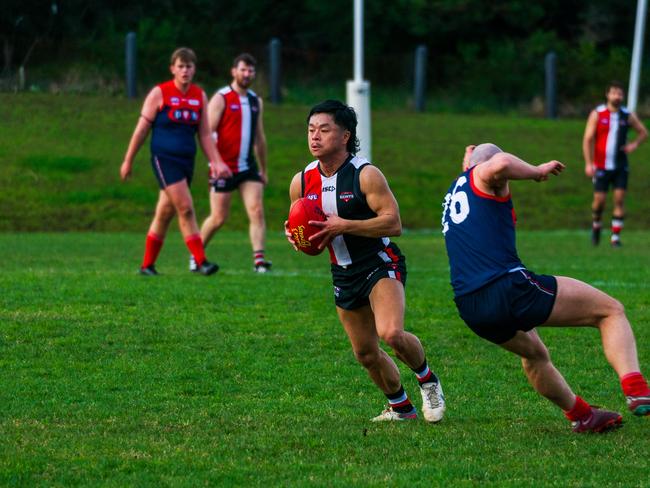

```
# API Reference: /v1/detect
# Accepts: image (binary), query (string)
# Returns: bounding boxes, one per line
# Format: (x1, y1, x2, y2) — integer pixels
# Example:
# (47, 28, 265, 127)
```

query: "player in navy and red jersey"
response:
(195, 53, 271, 273)
(442, 143, 650, 433)
(120, 47, 231, 276)
(583, 81, 647, 247)
(284, 100, 445, 423)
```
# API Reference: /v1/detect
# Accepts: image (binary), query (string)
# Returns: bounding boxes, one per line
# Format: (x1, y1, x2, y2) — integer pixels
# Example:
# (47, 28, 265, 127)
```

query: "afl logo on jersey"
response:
(339, 192, 354, 202)
(170, 97, 180, 105)
(230, 104, 240, 111)
(306, 193, 319, 201)
(600, 118, 609, 125)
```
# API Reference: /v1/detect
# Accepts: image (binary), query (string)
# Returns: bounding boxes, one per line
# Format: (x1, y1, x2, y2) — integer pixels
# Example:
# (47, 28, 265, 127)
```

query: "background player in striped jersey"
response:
(120, 47, 231, 276)
(442, 143, 650, 432)
(194, 53, 271, 273)
(285, 100, 445, 423)
(583, 81, 648, 247)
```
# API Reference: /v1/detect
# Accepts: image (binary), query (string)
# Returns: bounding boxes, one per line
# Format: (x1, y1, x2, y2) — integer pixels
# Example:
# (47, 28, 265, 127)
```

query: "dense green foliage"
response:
(2, 1, 647, 110)
(3, 93, 650, 232)
(1, 230, 649, 485)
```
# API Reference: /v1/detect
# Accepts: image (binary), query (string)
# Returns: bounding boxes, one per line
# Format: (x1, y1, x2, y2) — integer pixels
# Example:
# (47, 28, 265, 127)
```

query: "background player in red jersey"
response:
(284, 100, 445, 423)
(120, 47, 231, 275)
(195, 53, 271, 273)
(583, 81, 648, 247)
(443, 143, 650, 433)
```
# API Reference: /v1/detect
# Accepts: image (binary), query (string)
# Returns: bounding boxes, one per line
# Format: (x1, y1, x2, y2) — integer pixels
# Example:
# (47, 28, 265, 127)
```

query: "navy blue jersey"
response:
(442, 167, 524, 297)
(150, 80, 203, 160)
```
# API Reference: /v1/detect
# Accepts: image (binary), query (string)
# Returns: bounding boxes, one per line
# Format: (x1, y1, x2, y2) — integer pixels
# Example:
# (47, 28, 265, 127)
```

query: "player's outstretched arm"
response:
(120, 87, 160, 181)
(623, 113, 649, 154)
(476, 152, 565, 188)
(582, 110, 598, 177)
(198, 91, 231, 180)
(310, 165, 401, 245)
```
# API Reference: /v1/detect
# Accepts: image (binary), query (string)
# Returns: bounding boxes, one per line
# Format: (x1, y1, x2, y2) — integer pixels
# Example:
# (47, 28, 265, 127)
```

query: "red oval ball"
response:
(288, 198, 327, 255)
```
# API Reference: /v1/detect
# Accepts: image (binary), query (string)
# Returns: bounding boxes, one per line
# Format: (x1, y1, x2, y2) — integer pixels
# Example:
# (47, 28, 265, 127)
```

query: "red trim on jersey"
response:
(469, 167, 510, 202)
(594, 108, 610, 170)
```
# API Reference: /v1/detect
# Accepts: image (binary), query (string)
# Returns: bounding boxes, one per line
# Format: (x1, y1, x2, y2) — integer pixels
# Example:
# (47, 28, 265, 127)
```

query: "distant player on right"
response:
(582, 81, 648, 247)
(442, 143, 650, 433)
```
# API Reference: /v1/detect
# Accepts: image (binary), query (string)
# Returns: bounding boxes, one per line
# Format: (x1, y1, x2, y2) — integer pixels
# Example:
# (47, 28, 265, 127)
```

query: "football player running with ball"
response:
(442, 143, 650, 433)
(285, 100, 445, 423)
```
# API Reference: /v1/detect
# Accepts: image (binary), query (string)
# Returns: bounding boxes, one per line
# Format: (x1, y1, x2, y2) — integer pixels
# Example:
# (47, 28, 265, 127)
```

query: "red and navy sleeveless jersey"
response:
(215, 86, 260, 174)
(594, 104, 630, 170)
(442, 167, 524, 297)
(150, 80, 203, 159)
(301, 156, 391, 266)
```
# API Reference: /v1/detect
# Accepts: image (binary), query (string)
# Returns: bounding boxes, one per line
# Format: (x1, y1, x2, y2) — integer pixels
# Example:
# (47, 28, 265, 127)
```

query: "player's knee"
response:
(607, 297, 625, 318)
(379, 328, 405, 351)
(208, 212, 227, 229)
(176, 203, 195, 221)
(521, 342, 550, 367)
(354, 348, 380, 369)
(247, 204, 264, 223)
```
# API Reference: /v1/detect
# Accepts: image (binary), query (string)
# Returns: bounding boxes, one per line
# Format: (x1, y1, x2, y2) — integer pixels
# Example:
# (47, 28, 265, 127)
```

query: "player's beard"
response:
(237, 77, 252, 89)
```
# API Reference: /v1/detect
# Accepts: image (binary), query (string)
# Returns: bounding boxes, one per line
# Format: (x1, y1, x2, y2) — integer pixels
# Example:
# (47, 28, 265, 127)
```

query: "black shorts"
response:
(212, 169, 263, 192)
(454, 269, 557, 344)
(331, 243, 407, 310)
(151, 154, 194, 189)
(593, 168, 628, 192)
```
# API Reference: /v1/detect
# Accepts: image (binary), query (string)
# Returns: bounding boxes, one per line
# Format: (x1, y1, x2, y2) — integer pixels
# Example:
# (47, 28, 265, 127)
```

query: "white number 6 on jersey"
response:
(442, 176, 470, 234)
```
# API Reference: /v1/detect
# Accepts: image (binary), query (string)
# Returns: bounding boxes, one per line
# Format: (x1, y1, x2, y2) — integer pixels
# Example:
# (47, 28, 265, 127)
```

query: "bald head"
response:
(469, 143, 503, 167)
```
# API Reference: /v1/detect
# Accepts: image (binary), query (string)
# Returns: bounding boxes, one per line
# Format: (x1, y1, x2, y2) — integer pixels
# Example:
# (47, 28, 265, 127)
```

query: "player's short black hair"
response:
(233, 53, 256, 68)
(607, 80, 625, 93)
(307, 100, 360, 155)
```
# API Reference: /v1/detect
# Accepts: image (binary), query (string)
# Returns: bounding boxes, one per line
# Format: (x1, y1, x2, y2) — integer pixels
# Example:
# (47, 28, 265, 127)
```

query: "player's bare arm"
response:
(309, 166, 401, 246)
(199, 92, 231, 180)
(623, 113, 649, 154)
(474, 153, 565, 197)
(120, 87, 161, 181)
(582, 110, 598, 177)
(284, 172, 302, 250)
(254, 97, 268, 184)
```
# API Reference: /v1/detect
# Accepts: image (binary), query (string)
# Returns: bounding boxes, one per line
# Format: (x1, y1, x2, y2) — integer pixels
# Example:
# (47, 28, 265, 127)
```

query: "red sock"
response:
(563, 396, 591, 421)
(142, 232, 164, 268)
(185, 234, 206, 266)
(621, 372, 650, 396)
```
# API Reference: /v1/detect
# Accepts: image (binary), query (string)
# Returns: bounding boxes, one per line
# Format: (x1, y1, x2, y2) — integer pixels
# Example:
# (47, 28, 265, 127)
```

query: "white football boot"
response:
(420, 379, 446, 423)
(371, 406, 417, 422)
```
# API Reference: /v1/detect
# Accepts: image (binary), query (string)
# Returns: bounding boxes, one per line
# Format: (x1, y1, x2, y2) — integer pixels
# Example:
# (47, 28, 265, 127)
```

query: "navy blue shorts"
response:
(151, 154, 194, 189)
(454, 269, 557, 344)
(212, 168, 263, 192)
(593, 168, 628, 192)
(331, 243, 407, 310)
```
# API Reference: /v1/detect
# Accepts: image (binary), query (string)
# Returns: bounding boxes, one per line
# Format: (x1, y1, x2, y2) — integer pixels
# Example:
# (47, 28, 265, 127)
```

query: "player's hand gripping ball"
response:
(288, 198, 327, 255)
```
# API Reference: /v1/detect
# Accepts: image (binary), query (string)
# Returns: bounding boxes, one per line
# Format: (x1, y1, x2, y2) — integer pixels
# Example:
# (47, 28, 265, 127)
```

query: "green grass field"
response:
(1, 230, 649, 486)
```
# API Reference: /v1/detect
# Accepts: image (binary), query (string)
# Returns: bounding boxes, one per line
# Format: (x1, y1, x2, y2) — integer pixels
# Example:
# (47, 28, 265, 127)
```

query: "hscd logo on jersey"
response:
(188, 99, 200, 106)
(322, 186, 336, 192)
(339, 192, 354, 202)
(306, 193, 319, 201)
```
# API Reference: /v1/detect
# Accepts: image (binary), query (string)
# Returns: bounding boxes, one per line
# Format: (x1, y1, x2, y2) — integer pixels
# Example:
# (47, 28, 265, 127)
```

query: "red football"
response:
(288, 197, 327, 255)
